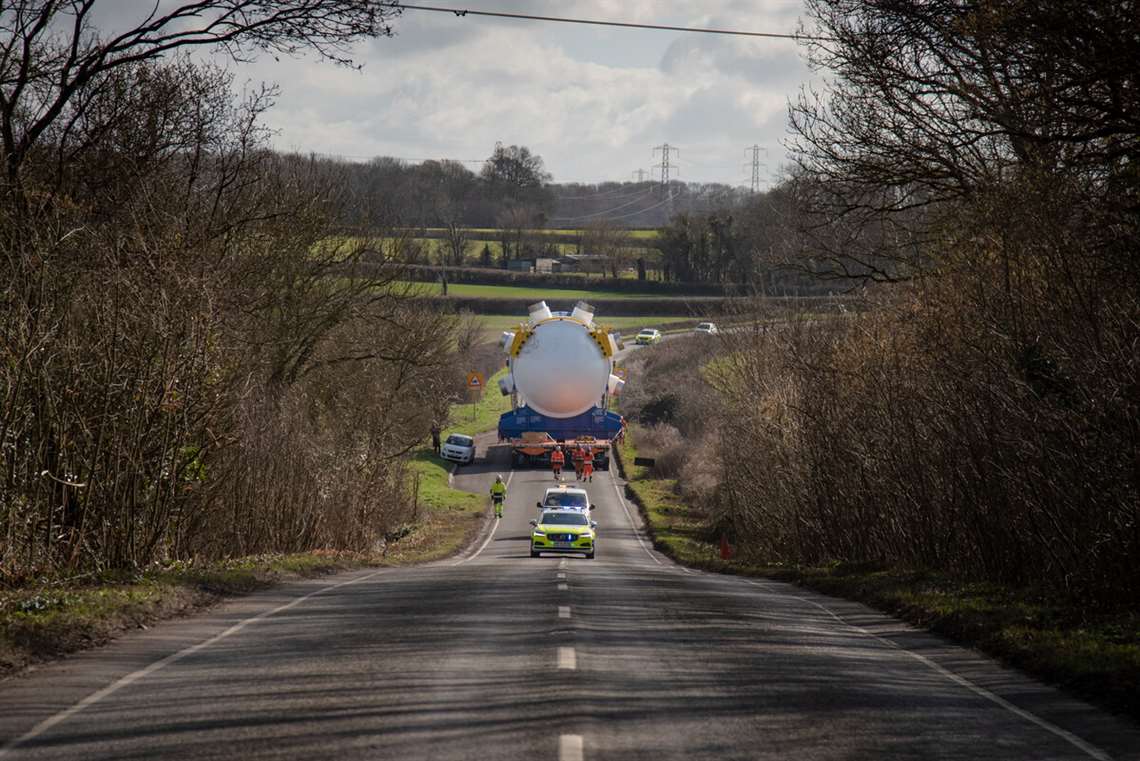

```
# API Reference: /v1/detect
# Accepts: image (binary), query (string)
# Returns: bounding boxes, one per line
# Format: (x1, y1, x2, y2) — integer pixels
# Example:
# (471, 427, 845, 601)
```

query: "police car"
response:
(530, 509, 597, 559)
(536, 484, 592, 512)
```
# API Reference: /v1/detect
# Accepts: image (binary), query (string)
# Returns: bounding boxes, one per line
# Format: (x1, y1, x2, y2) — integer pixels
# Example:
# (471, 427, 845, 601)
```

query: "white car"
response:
(440, 433, 475, 464)
(694, 322, 718, 335)
(537, 485, 593, 512)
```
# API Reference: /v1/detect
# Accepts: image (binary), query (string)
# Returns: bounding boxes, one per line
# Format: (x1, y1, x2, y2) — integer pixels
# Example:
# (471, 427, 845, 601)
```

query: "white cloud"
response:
(219, 1, 815, 186)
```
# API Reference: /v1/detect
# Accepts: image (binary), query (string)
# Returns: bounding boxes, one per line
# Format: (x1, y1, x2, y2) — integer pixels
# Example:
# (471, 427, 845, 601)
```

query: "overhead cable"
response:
(558, 184, 648, 201)
(388, 3, 825, 41)
(551, 189, 657, 221)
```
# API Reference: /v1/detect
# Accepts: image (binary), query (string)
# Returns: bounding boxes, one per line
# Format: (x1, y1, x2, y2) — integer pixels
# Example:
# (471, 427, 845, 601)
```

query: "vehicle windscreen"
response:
(698, 323, 713, 329)
(638, 330, 654, 336)
(545, 492, 588, 508)
(541, 513, 589, 526)
(445, 435, 472, 446)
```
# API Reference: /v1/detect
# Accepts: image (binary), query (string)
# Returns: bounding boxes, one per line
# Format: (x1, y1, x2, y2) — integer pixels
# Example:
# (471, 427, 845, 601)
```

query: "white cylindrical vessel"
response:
(510, 319, 611, 418)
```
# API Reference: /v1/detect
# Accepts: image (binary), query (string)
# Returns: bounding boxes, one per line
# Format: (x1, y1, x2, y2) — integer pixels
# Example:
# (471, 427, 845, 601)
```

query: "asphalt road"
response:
(1, 446, 1137, 760)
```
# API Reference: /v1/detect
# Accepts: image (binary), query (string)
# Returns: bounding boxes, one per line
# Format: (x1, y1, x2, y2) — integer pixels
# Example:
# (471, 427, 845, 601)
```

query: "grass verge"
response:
(443, 367, 511, 437)
(614, 425, 1140, 720)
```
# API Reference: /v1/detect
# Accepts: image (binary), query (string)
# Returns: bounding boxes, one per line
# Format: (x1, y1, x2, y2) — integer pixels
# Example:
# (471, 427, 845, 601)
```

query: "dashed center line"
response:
(558, 582, 569, 591)
(558, 647, 577, 670)
(557, 572, 566, 579)
(559, 605, 571, 619)
(559, 734, 584, 761)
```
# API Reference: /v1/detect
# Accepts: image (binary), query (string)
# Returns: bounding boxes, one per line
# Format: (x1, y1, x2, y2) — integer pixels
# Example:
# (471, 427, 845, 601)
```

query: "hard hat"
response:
(495, 474, 503, 482)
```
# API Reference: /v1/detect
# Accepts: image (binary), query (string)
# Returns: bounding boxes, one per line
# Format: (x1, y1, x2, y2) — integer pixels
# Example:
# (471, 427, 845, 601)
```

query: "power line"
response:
(551, 188, 656, 221)
(603, 193, 674, 222)
(388, 3, 824, 40)
(632, 169, 648, 183)
(557, 184, 644, 201)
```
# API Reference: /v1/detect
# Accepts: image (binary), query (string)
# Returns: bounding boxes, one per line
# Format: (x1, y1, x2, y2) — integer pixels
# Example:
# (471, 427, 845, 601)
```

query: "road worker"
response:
(489, 475, 507, 518)
(551, 446, 565, 481)
(572, 444, 586, 480)
(582, 456, 594, 483)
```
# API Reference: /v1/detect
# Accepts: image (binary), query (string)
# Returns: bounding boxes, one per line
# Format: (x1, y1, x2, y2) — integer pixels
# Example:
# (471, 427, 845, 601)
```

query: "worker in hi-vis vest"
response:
(550, 446, 565, 481)
(490, 475, 507, 518)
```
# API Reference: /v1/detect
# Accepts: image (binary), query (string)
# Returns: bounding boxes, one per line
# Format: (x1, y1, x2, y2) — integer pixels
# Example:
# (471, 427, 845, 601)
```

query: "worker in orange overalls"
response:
(551, 446, 565, 481)
(582, 455, 594, 483)
(571, 444, 586, 481)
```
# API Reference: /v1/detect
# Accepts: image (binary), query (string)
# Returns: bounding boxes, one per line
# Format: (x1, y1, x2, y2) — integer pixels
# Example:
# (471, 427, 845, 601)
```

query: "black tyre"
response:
(586, 550, 595, 560)
(530, 549, 540, 558)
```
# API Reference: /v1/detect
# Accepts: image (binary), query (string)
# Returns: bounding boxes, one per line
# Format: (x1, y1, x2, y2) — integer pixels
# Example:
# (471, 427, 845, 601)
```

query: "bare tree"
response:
(0, 1, 400, 200)
(437, 198, 471, 267)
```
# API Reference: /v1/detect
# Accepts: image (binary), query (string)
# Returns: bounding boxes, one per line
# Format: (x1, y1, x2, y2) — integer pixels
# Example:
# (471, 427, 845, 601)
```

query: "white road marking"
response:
(558, 582, 569, 591)
(608, 469, 663, 565)
(452, 471, 514, 565)
(739, 579, 1112, 761)
(559, 734, 584, 761)
(0, 567, 391, 758)
(559, 605, 571, 619)
(559, 558, 567, 569)
(558, 647, 577, 670)
(557, 572, 566, 579)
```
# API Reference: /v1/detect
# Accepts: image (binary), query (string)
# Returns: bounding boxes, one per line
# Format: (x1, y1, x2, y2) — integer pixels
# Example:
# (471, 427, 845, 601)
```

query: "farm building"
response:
(507, 257, 557, 274)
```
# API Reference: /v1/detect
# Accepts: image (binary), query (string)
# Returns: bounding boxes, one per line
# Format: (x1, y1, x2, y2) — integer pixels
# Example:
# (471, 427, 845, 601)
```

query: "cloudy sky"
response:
(102, 1, 819, 188)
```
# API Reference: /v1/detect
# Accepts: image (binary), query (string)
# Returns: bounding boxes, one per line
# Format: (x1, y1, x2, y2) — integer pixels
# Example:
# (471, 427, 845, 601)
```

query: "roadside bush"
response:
(621, 336, 721, 437)
(714, 279, 1138, 611)
(632, 424, 687, 479)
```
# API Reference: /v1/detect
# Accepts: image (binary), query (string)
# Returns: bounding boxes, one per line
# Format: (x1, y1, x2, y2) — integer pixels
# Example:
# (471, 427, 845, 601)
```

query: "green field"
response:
(402, 281, 674, 301)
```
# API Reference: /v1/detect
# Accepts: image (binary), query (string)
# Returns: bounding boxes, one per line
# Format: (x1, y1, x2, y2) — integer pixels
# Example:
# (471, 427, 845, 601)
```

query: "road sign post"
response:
(466, 372, 486, 421)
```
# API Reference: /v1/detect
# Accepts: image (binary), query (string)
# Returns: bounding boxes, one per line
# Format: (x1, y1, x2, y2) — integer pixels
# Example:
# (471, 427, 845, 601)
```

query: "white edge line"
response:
(609, 468, 663, 565)
(559, 733, 584, 761)
(559, 605, 571, 619)
(741, 579, 1112, 761)
(0, 567, 390, 758)
(453, 471, 513, 565)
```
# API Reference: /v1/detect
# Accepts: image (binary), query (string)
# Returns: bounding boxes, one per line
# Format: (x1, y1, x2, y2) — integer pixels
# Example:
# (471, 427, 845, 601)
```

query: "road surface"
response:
(1, 446, 1137, 760)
